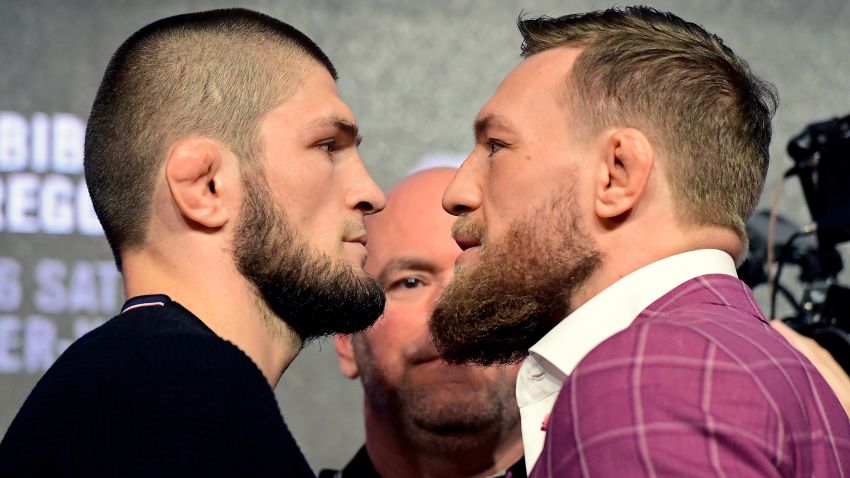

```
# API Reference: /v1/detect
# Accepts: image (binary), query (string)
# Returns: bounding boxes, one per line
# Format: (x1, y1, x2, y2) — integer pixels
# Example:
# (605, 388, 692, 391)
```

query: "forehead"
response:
(477, 47, 581, 121)
(261, 62, 355, 131)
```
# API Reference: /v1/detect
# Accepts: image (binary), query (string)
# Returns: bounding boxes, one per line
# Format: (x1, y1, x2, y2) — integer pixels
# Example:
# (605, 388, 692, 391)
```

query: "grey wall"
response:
(1, 0, 849, 471)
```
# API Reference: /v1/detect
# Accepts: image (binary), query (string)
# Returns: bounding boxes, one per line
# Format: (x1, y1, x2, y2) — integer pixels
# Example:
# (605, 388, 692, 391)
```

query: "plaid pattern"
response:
(530, 274, 850, 477)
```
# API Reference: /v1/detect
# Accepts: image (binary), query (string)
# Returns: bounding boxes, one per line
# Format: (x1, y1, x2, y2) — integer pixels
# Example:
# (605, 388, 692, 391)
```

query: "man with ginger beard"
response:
(323, 170, 849, 478)
(321, 162, 850, 478)
(431, 7, 850, 477)
(1, 9, 385, 477)
(326, 168, 525, 478)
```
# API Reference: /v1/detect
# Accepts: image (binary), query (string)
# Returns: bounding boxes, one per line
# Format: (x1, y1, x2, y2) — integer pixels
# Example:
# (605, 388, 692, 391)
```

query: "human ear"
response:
(165, 136, 231, 228)
(594, 128, 654, 219)
(334, 335, 360, 379)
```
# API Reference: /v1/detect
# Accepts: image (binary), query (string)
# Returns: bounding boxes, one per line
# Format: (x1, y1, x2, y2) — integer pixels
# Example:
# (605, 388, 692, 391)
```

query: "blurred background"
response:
(1, 0, 849, 471)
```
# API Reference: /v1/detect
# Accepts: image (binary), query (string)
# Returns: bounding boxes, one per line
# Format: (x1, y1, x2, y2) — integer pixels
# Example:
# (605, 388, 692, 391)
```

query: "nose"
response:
(348, 155, 387, 215)
(441, 154, 481, 216)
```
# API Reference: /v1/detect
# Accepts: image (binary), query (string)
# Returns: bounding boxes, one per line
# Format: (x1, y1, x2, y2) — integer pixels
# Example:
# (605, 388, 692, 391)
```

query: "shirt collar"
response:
(527, 249, 738, 378)
(121, 294, 171, 314)
(516, 249, 738, 473)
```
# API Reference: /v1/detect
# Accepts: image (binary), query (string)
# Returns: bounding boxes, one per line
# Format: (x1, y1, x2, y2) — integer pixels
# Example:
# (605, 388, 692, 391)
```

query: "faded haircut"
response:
(84, 8, 337, 271)
(518, 6, 778, 240)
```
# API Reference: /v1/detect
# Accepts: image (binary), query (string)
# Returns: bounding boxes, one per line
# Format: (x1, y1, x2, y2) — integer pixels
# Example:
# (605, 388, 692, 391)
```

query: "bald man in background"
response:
(326, 168, 525, 478)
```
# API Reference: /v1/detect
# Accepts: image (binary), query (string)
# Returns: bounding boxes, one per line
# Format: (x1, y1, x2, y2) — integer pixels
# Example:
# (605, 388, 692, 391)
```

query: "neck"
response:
(121, 248, 302, 388)
(572, 223, 741, 312)
(362, 405, 523, 478)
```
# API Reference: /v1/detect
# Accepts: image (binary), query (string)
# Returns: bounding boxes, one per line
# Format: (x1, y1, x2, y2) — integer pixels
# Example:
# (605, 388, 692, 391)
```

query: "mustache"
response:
(451, 216, 486, 245)
(342, 220, 367, 240)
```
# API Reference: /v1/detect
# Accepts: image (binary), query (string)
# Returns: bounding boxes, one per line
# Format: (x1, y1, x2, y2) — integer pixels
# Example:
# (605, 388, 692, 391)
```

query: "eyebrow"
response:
(307, 115, 363, 147)
(473, 114, 515, 140)
(377, 257, 437, 286)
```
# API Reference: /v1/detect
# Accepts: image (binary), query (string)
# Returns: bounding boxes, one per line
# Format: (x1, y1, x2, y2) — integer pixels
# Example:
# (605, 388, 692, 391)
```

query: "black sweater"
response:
(0, 294, 315, 477)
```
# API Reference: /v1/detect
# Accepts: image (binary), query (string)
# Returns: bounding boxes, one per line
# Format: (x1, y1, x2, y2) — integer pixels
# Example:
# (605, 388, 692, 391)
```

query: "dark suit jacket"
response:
(530, 274, 850, 477)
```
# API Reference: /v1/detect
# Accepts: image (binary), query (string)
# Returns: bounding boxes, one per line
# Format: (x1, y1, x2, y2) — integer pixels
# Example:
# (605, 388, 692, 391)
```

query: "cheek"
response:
(273, 167, 341, 224)
(359, 334, 407, 382)
(482, 173, 530, 232)
(366, 302, 432, 356)
(294, 190, 341, 228)
(380, 301, 430, 337)
(285, 196, 349, 255)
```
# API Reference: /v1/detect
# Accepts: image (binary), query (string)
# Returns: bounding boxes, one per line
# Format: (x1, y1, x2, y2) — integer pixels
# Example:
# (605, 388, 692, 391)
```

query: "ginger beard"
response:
(431, 192, 602, 366)
(233, 170, 385, 342)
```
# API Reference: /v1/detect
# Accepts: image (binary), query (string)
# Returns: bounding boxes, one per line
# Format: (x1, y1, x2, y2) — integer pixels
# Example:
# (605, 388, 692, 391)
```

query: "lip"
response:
(413, 358, 449, 374)
(412, 356, 442, 367)
(455, 246, 480, 267)
(452, 234, 481, 251)
(409, 343, 441, 366)
(411, 358, 472, 381)
(344, 235, 367, 246)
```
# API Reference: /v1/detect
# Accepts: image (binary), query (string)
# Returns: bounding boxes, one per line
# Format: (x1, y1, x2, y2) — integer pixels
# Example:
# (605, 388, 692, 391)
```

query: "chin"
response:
(339, 251, 367, 270)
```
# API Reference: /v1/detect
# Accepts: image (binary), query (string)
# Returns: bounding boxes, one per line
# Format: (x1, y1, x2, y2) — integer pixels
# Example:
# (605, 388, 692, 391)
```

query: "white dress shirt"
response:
(516, 249, 739, 473)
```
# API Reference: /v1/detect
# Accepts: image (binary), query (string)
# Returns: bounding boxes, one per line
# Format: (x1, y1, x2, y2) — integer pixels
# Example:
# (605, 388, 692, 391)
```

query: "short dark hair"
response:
(518, 6, 778, 240)
(84, 8, 337, 271)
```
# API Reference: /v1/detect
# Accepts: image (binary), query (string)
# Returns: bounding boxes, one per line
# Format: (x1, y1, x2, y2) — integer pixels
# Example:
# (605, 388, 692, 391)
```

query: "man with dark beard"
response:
(0, 9, 385, 477)
(325, 168, 525, 478)
(432, 7, 850, 477)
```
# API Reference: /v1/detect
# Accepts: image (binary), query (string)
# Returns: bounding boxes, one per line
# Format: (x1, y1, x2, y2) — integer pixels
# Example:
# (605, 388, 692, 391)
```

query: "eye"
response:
(486, 139, 506, 157)
(317, 140, 337, 155)
(383, 272, 436, 302)
(387, 276, 424, 291)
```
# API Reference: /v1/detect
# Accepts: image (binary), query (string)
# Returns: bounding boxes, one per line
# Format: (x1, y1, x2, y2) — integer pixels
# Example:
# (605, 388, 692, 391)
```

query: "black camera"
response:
(739, 114, 850, 373)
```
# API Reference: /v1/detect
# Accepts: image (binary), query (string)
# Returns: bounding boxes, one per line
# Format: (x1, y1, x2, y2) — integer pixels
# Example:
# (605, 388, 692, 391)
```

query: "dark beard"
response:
(430, 195, 601, 366)
(233, 175, 385, 343)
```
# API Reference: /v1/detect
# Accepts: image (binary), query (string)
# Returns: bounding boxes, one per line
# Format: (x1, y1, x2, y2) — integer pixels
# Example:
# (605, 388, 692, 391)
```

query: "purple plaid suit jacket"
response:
(530, 274, 850, 477)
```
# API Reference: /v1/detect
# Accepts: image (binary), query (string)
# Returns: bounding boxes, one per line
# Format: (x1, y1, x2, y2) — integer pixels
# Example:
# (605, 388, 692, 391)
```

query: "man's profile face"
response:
(339, 169, 519, 447)
(256, 62, 384, 269)
(233, 62, 388, 341)
(443, 48, 591, 266)
(431, 48, 602, 365)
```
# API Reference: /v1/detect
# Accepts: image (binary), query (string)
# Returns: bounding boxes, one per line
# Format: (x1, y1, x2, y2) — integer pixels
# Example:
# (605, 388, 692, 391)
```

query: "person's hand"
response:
(772, 320, 850, 417)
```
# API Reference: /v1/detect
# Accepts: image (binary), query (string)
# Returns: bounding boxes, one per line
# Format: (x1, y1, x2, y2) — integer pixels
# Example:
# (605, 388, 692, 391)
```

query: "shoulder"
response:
(543, 301, 850, 475)
(576, 274, 813, 389)
(36, 302, 265, 399)
(570, 305, 836, 424)
(2, 303, 314, 476)
(73, 305, 282, 430)
(57, 301, 253, 373)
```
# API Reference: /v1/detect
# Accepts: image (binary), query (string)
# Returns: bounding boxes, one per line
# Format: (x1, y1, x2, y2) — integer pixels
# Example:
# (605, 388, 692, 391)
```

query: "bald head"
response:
(340, 167, 521, 459)
(364, 168, 458, 279)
